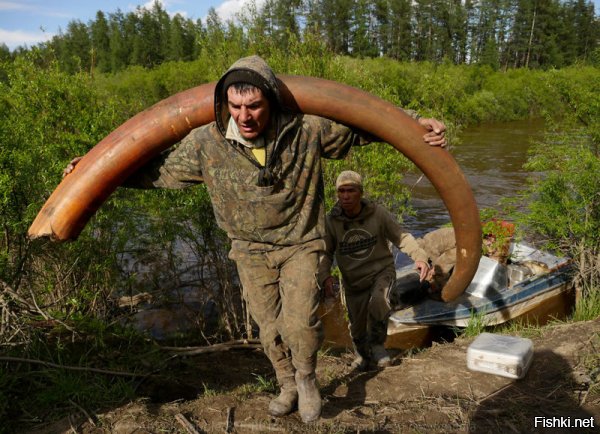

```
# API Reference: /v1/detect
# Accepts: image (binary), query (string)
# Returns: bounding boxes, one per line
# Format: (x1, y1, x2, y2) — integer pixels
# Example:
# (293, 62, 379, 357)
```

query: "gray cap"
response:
(336, 170, 363, 190)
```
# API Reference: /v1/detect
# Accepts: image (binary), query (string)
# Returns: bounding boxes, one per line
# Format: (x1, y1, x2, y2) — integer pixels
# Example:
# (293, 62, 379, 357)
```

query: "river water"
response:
(401, 118, 546, 237)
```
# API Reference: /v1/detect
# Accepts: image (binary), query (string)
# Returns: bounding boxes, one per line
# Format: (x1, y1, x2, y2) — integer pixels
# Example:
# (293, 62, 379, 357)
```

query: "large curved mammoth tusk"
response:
(28, 75, 481, 301)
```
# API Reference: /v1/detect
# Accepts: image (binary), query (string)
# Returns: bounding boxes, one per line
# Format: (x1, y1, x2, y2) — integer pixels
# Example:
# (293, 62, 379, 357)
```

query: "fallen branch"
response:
(161, 339, 262, 356)
(0, 356, 145, 378)
(476, 383, 513, 404)
(175, 413, 201, 434)
(0, 281, 38, 313)
(68, 399, 96, 427)
(225, 407, 235, 433)
(117, 292, 156, 308)
(233, 423, 285, 432)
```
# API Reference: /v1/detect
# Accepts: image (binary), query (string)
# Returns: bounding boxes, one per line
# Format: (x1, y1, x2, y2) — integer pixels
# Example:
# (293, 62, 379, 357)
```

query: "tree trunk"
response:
(525, 6, 536, 68)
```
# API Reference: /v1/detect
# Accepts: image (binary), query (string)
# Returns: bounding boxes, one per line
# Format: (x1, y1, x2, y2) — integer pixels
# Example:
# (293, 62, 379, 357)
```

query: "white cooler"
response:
(467, 333, 534, 379)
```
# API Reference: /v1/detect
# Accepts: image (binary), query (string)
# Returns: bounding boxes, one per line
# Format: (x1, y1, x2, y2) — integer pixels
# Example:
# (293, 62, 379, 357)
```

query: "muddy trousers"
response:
(343, 268, 395, 358)
(231, 239, 324, 385)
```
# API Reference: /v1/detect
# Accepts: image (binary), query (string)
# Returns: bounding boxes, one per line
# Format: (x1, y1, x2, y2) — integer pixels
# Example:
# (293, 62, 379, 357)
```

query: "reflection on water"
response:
(402, 118, 546, 237)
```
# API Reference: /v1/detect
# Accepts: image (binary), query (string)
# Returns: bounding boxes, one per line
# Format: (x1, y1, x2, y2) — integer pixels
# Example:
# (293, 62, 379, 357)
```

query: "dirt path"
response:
(29, 319, 599, 433)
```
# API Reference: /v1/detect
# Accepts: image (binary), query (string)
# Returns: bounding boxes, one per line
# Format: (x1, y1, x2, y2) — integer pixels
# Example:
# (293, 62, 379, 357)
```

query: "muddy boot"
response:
(350, 354, 370, 371)
(295, 371, 321, 423)
(351, 341, 370, 371)
(371, 344, 391, 368)
(269, 355, 297, 417)
(268, 381, 298, 416)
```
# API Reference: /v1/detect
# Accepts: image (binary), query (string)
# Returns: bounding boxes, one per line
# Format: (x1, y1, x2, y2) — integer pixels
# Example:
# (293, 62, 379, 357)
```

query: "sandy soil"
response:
(26, 319, 599, 434)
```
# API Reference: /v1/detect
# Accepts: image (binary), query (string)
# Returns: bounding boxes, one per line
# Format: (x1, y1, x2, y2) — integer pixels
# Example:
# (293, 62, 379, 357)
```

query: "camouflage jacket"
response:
(125, 56, 369, 247)
(318, 199, 428, 292)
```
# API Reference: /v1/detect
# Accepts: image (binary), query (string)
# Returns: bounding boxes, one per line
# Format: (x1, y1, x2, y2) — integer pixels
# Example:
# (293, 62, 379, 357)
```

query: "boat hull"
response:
(396, 281, 574, 328)
(320, 283, 574, 351)
(319, 297, 434, 350)
(390, 243, 574, 330)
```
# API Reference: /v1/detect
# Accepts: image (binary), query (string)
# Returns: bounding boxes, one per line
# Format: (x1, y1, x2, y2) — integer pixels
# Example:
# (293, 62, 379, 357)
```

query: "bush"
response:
(515, 66, 600, 310)
(0, 55, 126, 313)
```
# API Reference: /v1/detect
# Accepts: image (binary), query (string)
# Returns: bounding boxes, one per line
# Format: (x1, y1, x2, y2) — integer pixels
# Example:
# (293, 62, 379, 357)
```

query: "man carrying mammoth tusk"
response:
(64, 55, 446, 423)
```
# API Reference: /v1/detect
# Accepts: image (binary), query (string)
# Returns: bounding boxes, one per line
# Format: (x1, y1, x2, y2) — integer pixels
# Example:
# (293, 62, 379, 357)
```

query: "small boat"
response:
(319, 242, 574, 351)
(389, 243, 574, 333)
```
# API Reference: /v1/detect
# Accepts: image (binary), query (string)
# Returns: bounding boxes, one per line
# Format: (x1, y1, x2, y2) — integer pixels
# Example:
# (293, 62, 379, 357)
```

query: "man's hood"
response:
(329, 198, 376, 221)
(214, 55, 282, 137)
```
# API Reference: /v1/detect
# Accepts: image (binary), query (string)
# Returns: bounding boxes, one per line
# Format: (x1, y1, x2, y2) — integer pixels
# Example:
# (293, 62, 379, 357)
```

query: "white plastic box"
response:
(467, 333, 534, 379)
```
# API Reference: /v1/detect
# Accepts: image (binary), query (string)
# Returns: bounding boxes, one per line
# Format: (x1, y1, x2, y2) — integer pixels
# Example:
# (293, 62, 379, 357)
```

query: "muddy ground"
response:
(28, 319, 599, 434)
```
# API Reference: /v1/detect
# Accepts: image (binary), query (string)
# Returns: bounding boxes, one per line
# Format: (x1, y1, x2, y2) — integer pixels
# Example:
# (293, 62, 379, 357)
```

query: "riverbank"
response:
(24, 318, 599, 434)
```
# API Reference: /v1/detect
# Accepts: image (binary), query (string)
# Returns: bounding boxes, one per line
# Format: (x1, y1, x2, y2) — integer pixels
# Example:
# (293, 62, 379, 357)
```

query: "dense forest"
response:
(0, 0, 599, 72)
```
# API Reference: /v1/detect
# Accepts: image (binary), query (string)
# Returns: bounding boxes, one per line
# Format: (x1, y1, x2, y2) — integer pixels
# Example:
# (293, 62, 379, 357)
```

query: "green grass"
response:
(252, 373, 277, 393)
(202, 382, 219, 397)
(572, 288, 600, 322)
(233, 374, 277, 397)
(457, 310, 489, 338)
(493, 318, 553, 339)
(0, 322, 166, 433)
